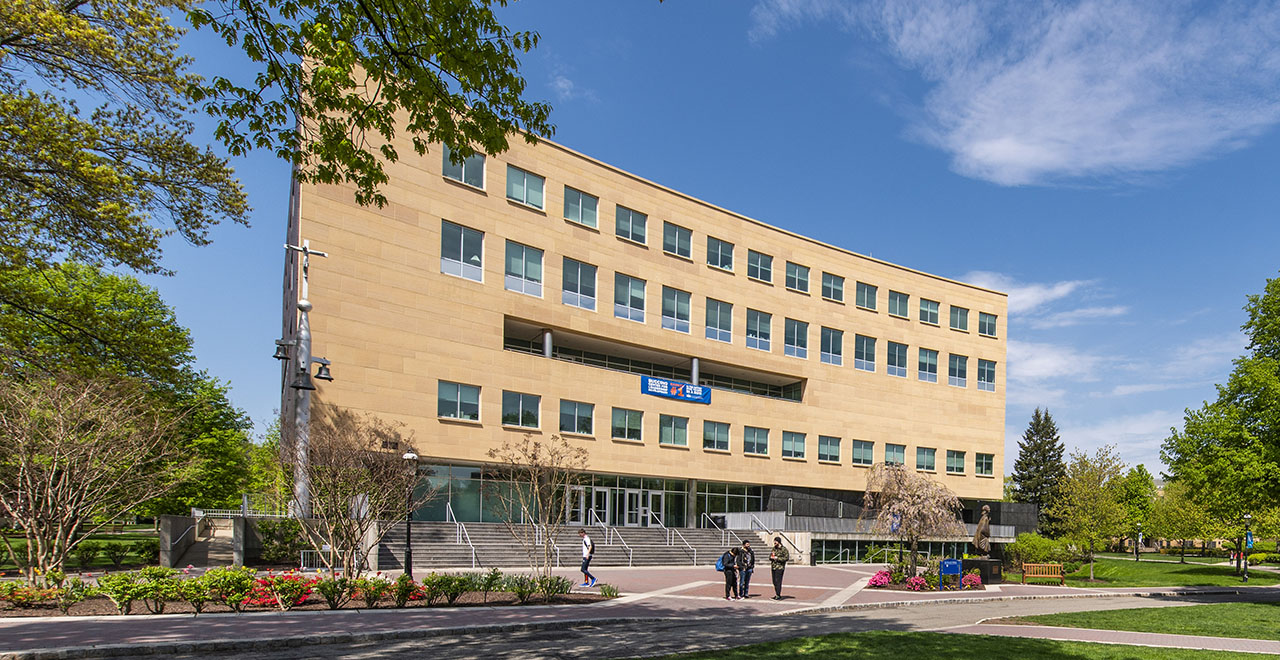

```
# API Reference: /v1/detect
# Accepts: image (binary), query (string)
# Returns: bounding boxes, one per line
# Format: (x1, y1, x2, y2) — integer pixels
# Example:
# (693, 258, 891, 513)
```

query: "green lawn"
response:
(1005, 603, 1280, 641)
(1007, 557, 1279, 588)
(1, 532, 158, 571)
(1094, 552, 1228, 565)
(653, 631, 1259, 659)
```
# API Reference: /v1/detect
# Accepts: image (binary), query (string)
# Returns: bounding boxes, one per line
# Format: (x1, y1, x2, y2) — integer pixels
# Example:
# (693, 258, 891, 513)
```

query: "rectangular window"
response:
(616, 205, 647, 244)
(916, 447, 936, 471)
(785, 262, 809, 292)
(707, 237, 734, 270)
(504, 241, 543, 296)
(822, 272, 844, 302)
(856, 282, 877, 310)
(705, 298, 732, 343)
(501, 391, 539, 428)
(564, 186, 598, 228)
(920, 299, 940, 325)
(851, 440, 874, 466)
(505, 165, 544, 208)
(611, 408, 642, 441)
(919, 348, 939, 382)
(886, 341, 908, 377)
(885, 443, 905, 465)
(662, 222, 692, 258)
(947, 450, 966, 474)
(976, 453, 994, 476)
(747, 250, 772, 282)
(818, 436, 840, 463)
(978, 359, 997, 392)
(854, 334, 876, 372)
(784, 319, 808, 358)
(979, 312, 998, 337)
(746, 309, 771, 351)
(442, 144, 484, 188)
(744, 426, 769, 455)
(659, 414, 688, 447)
(661, 286, 691, 333)
(559, 400, 594, 435)
(562, 257, 597, 311)
(949, 354, 968, 388)
(782, 431, 805, 459)
(703, 421, 730, 451)
(950, 306, 969, 331)
(889, 291, 910, 318)
(614, 273, 646, 322)
(440, 220, 483, 282)
(437, 381, 479, 421)
(820, 327, 843, 365)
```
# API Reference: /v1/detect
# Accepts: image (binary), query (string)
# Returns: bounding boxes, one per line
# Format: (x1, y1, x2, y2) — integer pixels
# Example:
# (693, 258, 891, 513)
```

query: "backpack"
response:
(715, 553, 726, 572)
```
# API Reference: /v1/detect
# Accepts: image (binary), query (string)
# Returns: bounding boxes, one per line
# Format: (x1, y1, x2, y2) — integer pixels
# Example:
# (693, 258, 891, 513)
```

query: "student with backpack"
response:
(717, 547, 740, 600)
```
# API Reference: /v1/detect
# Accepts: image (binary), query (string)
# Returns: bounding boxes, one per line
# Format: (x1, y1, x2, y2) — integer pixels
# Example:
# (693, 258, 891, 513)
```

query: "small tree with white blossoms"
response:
(862, 463, 967, 574)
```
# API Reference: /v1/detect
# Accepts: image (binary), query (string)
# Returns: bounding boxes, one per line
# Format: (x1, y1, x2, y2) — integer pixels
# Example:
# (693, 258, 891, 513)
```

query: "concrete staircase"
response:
(176, 519, 235, 567)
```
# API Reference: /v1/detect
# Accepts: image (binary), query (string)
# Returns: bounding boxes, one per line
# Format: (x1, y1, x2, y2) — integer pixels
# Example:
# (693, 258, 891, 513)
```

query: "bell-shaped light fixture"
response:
(272, 343, 291, 360)
(314, 363, 333, 381)
(290, 370, 316, 391)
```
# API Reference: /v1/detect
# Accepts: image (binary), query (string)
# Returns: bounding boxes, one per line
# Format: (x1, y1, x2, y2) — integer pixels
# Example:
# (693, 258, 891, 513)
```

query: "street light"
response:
(403, 451, 418, 579)
(1243, 513, 1252, 583)
(1135, 521, 1142, 562)
(279, 240, 328, 519)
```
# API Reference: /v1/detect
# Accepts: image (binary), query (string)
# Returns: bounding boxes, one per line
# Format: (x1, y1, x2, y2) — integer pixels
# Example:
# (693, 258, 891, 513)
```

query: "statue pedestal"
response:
(962, 558, 1003, 585)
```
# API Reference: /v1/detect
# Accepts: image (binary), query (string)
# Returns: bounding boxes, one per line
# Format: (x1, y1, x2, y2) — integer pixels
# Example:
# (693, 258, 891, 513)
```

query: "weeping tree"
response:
(485, 433, 588, 577)
(862, 463, 966, 574)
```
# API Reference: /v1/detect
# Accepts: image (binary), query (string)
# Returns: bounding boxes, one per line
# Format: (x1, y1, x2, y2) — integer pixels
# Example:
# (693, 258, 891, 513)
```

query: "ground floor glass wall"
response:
(811, 539, 966, 564)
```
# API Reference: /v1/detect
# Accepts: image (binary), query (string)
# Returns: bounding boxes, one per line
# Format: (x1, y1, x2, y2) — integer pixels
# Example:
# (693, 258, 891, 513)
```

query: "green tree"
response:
(1046, 445, 1127, 580)
(1011, 407, 1066, 532)
(1147, 480, 1207, 562)
(1119, 465, 1157, 550)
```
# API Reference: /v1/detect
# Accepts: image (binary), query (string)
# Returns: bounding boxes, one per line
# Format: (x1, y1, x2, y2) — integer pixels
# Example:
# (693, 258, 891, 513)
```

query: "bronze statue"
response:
(972, 504, 991, 557)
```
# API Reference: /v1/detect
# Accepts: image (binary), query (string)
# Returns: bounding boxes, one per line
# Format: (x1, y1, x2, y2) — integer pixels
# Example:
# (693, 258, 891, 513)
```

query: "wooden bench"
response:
(1021, 562, 1065, 585)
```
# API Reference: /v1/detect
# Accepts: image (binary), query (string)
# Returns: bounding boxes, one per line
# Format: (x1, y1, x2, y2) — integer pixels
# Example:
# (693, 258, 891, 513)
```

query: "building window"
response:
(707, 237, 733, 270)
(920, 298, 940, 325)
(442, 144, 484, 188)
(916, 447, 936, 471)
(440, 220, 483, 282)
(946, 450, 966, 474)
(659, 414, 688, 447)
(818, 436, 840, 462)
(747, 250, 772, 282)
(949, 354, 968, 388)
(662, 222, 692, 258)
(505, 165, 544, 208)
(822, 272, 844, 302)
(885, 443, 905, 465)
(785, 262, 809, 293)
(559, 400, 594, 435)
(746, 309, 771, 351)
(851, 440, 874, 466)
(976, 453, 994, 476)
(919, 348, 939, 383)
(950, 306, 969, 331)
(661, 286, 691, 333)
(616, 205, 647, 243)
(744, 426, 769, 455)
(887, 341, 908, 377)
(703, 421, 730, 451)
(820, 327, 843, 365)
(564, 186, 599, 228)
(504, 241, 543, 297)
(438, 381, 479, 421)
(782, 431, 805, 459)
(854, 334, 876, 372)
(562, 257, 597, 311)
(978, 359, 997, 392)
(979, 312, 998, 337)
(614, 273, 646, 322)
(889, 291, 909, 318)
(784, 318, 808, 358)
(856, 282, 877, 310)
(612, 408, 642, 441)
(501, 391, 539, 428)
(705, 298, 732, 343)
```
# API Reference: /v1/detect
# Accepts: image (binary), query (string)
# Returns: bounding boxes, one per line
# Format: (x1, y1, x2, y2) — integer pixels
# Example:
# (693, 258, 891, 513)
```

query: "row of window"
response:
(438, 381, 995, 475)
(442, 147, 999, 338)
(444, 220, 998, 390)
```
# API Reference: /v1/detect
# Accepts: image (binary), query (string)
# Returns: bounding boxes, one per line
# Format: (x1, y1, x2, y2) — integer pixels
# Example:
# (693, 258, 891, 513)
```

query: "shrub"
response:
(56, 577, 92, 614)
(443, 574, 473, 605)
(0, 582, 56, 608)
(131, 538, 160, 565)
(505, 574, 537, 604)
(314, 575, 352, 610)
(136, 566, 180, 614)
(177, 574, 214, 614)
(1006, 532, 1079, 569)
(74, 542, 103, 570)
(204, 566, 257, 613)
(962, 571, 982, 590)
(95, 571, 145, 614)
(103, 543, 131, 569)
(479, 567, 503, 604)
(251, 572, 314, 611)
(536, 575, 573, 602)
(597, 583, 620, 598)
(867, 570, 891, 588)
(256, 519, 307, 565)
(1248, 553, 1269, 566)
(419, 572, 446, 606)
(904, 576, 927, 591)
(392, 574, 421, 608)
(889, 563, 907, 584)
(353, 575, 392, 608)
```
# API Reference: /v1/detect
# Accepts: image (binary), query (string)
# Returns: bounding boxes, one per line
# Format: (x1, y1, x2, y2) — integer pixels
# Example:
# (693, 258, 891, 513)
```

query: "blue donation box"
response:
(940, 559, 962, 576)
(641, 376, 711, 404)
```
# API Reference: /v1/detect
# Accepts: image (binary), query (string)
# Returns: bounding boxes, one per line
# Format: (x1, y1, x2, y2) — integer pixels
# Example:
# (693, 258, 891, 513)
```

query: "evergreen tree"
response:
(1012, 407, 1067, 532)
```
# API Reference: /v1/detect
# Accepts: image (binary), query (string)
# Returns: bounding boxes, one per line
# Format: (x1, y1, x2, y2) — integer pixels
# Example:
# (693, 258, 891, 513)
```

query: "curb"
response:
(777, 587, 1251, 616)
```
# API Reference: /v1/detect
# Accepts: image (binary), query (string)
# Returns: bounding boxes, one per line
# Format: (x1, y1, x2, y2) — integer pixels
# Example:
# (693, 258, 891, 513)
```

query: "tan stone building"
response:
(282, 135, 1008, 533)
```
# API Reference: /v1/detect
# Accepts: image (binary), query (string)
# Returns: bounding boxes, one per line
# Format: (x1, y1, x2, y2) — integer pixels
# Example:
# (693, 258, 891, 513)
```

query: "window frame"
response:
(745, 309, 772, 352)
(785, 262, 810, 293)
(781, 431, 806, 459)
(440, 220, 484, 282)
(611, 407, 643, 441)
(783, 318, 808, 359)
(821, 272, 844, 302)
(818, 435, 840, 463)
(946, 450, 966, 475)
(856, 282, 878, 310)
(948, 354, 968, 388)
(916, 446, 936, 472)
(885, 443, 905, 465)
(703, 420, 730, 451)
(561, 257, 597, 311)
(437, 381, 480, 421)
(888, 291, 910, 318)
(978, 359, 997, 392)
(661, 286, 692, 334)
(887, 341, 908, 377)
(978, 312, 998, 337)
(743, 426, 769, 456)
(950, 306, 969, 332)
(920, 298, 940, 325)
(851, 440, 874, 466)
(746, 250, 773, 283)
(662, 222, 692, 258)
(706, 236, 734, 271)
(659, 414, 689, 447)
(854, 334, 876, 372)
(503, 240, 543, 297)
(501, 391, 540, 428)
(442, 144, 484, 188)
(705, 298, 732, 343)
(563, 186, 599, 228)
(820, 326, 843, 365)
(505, 164, 544, 209)
(615, 205, 647, 244)
(919, 348, 939, 383)
(976, 453, 994, 476)
(559, 400, 594, 435)
(613, 273, 646, 323)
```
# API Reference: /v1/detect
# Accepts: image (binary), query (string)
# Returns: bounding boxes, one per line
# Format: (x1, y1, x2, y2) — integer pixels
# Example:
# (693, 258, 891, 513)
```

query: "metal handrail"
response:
(863, 546, 902, 564)
(646, 510, 697, 565)
(171, 511, 208, 549)
(605, 526, 633, 567)
(445, 502, 478, 568)
(749, 514, 804, 563)
(817, 548, 852, 565)
(701, 513, 744, 546)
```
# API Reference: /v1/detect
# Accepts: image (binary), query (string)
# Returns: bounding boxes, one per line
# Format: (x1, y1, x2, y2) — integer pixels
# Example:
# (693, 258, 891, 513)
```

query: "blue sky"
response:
(147, 0, 1280, 476)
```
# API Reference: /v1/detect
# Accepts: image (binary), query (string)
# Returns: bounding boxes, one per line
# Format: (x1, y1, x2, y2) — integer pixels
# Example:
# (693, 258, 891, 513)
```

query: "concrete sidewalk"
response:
(952, 622, 1280, 655)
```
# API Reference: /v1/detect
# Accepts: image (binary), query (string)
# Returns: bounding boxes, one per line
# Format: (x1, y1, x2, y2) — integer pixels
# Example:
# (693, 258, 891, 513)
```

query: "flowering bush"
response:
(961, 572, 983, 590)
(203, 566, 257, 613)
(314, 574, 352, 610)
(867, 570, 891, 588)
(0, 582, 56, 608)
(246, 572, 315, 611)
(904, 576, 928, 591)
(391, 574, 423, 608)
(353, 574, 392, 608)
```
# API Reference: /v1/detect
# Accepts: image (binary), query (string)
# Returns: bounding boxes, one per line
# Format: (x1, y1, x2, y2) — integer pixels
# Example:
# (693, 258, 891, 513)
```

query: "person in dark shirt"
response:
(738, 540, 756, 598)
(769, 537, 790, 600)
(720, 547, 740, 600)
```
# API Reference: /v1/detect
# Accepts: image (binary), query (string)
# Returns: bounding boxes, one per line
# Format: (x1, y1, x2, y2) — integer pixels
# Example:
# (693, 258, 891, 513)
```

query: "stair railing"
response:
(749, 513, 805, 564)
(445, 501, 478, 568)
(588, 508, 611, 545)
(171, 509, 208, 550)
(645, 509, 696, 565)
(700, 512, 744, 547)
(817, 548, 851, 565)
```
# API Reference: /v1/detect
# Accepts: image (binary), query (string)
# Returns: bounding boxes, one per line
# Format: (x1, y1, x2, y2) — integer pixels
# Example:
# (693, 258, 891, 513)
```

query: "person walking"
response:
(720, 547, 740, 600)
(578, 529, 597, 587)
(769, 536, 789, 600)
(738, 540, 756, 598)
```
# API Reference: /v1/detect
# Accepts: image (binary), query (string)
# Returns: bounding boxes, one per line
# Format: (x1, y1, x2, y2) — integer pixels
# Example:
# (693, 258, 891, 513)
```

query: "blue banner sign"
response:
(641, 376, 711, 404)
(940, 559, 962, 576)
(1246, 531, 1254, 549)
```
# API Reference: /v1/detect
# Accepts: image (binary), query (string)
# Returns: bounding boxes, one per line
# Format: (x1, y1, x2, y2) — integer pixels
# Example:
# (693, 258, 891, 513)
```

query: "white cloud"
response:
(1059, 410, 1182, 470)
(1008, 339, 1103, 385)
(549, 74, 597, 103)
(961, 270, 1090, 315)
(1109, 331, 1245, 396)
(1028, 305, 1129, 330)
(749, 0, 1280, 185)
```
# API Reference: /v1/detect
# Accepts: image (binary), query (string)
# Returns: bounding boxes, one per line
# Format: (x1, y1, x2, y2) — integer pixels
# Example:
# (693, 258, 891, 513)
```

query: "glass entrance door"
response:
(565, 486, 587, 525)
(623, 489, 642, 526)
(591, 488, 610, 526)
(646, 491, 664, 527)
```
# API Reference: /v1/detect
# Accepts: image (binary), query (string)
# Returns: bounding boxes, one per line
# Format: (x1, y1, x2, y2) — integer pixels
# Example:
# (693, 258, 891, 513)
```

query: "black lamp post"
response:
(1243, 513, 1252, 583)
(1135, 522, 1142, 562)
(402, 451, 418, 579)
